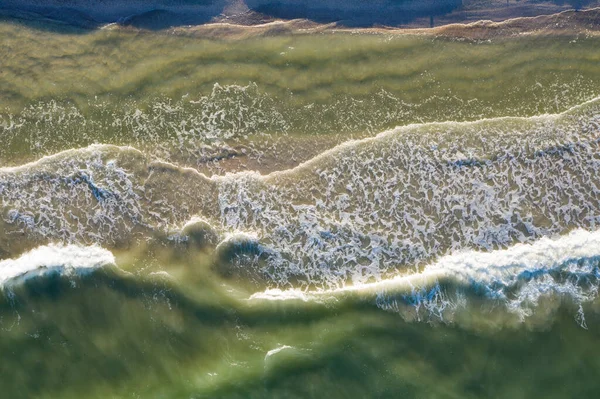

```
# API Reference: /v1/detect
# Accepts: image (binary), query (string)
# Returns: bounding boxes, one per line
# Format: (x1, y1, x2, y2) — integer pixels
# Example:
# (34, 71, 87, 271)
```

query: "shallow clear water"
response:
(2, 13, 600, 398)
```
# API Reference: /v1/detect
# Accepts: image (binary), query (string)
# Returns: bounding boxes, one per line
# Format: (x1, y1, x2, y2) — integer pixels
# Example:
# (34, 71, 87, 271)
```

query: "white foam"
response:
(0, 244, 116, 286)
(424, 228, 600, 289)
(265, 345, 294, 361)
(0, 144, 142, 174)
(263, 95, 600, 181)
(215, 231, 261, 252)
(148, 270, 173, 279)
(143, 93, 600, 183)
(216, 94, 600, 292)
(2, 88, 600, 312)
(251, 288, 311, 302)
(250, 229, 600, 308)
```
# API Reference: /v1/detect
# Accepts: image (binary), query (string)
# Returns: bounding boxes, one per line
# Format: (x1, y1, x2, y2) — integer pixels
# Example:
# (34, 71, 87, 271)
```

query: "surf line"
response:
(2, 95, 599, 181)
(249, 228, 600, 301)
(0, 244, 116, 286)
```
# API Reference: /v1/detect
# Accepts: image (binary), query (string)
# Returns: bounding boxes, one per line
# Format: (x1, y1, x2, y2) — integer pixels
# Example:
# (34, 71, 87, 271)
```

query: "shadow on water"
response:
(245, 0, 463, 27)
(0, 0, 225, 32)
(201, 312, 600, 399)
(537, 0, 597, 10)
(4, 0, 599, 33)
(0, 271, 218, 398)
(0, 268, 366, 398)
(1, 269, 600, 398)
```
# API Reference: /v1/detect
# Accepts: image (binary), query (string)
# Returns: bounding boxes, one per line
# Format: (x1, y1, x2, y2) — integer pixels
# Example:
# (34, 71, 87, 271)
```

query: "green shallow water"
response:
(4, 259, 600, 399)
(2, 19, 600, 172)
(2, 13, 600, 398)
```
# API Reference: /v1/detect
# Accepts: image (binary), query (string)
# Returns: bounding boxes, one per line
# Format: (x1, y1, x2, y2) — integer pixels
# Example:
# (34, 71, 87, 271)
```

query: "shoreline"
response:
(168, 8, 600, 39)
(1, 2, 600, 39)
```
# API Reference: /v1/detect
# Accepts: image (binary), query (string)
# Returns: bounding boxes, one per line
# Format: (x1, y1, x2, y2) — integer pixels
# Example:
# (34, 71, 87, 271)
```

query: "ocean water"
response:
(2, 10, 600, 398)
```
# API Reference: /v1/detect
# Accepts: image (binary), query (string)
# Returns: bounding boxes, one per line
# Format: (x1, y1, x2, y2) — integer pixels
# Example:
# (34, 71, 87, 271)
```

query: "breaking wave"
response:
(1, 96, 600, 318)
(251, 229, 600, 325)
(0, 244, 115, 286)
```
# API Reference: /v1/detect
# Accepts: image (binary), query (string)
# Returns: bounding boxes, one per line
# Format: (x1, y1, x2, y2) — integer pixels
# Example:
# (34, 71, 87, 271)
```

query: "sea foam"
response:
(0, 244, 115, 286)
(2, 94, 600, 299)
(251, 229, 600, 323)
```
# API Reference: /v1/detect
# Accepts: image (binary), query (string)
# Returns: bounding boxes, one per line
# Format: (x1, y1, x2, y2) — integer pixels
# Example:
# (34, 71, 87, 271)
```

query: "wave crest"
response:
(0, 244, 115, 286)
